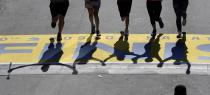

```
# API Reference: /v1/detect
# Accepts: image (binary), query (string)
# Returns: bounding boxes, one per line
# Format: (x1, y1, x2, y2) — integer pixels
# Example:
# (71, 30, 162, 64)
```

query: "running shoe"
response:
(151, 29, 157, 37)
(96, 30, 101, 39)
(177, 32, 182, 39)
(158, 18, 164, 28)
(131, 57, 138, 64)
(124, 29, 129, 36)
(120, 31, 124, 36)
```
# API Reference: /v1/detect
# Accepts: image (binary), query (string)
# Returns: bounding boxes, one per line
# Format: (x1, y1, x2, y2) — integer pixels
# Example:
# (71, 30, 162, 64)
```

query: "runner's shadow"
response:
(7, 38, 78, 79)
(157, 32, 191, 74)
(104, 34, 138, 63)
(39, 38, 64, 72)
(131, 34, 163, 64)
(73, 34, 105, 68)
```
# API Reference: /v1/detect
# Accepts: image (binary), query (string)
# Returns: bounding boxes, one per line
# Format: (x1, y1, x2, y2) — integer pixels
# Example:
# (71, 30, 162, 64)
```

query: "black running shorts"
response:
(117, 0, 132, 17)
(50, 1, 69, 17)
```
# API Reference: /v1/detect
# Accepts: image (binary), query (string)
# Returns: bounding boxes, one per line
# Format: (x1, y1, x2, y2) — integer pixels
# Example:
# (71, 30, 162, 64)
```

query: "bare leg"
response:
(57, 16, 65, 41)
(58, 16, 65, 33)
(124, 16, 129, 36)
(147, 2, 156, 36)
(125, 16, 129, 31)
(93, 8, 101, 37)
(51, 16, 58, 28)
(152, 24, 156, 32)
(182, 0, 189, 26)
(87, 8, 94, 28)
(173, 2, 182, 38)
(93, 8, 100, 31)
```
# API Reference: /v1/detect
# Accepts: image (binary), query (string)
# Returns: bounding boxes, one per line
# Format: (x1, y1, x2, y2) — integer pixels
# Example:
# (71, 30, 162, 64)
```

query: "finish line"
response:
(0, 34, 210, 64)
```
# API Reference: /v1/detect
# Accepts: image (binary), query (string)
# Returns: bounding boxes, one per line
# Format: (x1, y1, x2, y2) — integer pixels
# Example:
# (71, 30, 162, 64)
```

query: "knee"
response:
(93, 12, 99, 18)
(88, 10, 94, 17)
(125, 16, 129, 22)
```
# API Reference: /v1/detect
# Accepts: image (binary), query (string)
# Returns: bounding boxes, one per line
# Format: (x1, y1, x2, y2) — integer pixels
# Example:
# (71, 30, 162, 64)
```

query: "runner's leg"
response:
(182, 0, 189, 26)
(155, 2, 164, 28)
(93, 8, 100, 32)
(173, 0, 182, 38)
(147, 2, 156, 36)
(87, 8, 95, 34)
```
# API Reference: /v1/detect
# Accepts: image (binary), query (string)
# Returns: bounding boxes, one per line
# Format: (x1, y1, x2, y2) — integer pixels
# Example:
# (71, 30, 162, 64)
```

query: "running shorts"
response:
(117, 0, 133, 17)
(50, 1, 69, 17)
(85, 0, 101, 9)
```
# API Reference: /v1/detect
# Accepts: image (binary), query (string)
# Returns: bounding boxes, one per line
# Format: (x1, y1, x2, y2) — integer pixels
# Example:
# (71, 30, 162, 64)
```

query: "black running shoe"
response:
(158, 18, 164, 28)
(120, 31, 124, 36)
(96, 30, 101, 36)
(96, 30, 101, 39)
(124, 29, 129, 36)
(131, 57, 138, 64)
(177, 33, 182, 39)
(151, 29, 157, 37)
(51, 22, 56, 28)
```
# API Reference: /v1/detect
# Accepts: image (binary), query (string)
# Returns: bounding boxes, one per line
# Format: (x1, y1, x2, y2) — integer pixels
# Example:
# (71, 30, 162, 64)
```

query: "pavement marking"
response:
(1, 63, 210, 75)
(0, 34, 210, 64)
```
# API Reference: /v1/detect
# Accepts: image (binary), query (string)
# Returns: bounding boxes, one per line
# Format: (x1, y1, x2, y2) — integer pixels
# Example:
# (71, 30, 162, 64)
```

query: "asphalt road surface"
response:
(0, 0, 210, 35)
(0, 74, 210, 95)
(1, 0, 210, 95)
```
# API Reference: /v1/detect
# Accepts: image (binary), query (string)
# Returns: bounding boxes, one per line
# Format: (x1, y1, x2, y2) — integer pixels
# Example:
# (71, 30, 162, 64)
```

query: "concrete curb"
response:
(0, 63, 210, 75)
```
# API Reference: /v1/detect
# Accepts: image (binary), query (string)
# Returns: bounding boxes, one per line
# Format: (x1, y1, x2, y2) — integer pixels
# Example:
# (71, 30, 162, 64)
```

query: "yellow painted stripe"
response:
(0, 34, 210, 64)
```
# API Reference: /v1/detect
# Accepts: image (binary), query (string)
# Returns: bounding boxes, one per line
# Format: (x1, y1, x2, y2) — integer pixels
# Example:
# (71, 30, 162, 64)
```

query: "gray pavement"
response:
(0, 0, 210, 35)
(0, 74, 210, 95)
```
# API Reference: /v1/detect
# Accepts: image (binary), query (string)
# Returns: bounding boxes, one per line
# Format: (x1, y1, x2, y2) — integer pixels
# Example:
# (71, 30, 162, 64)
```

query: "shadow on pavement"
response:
(104, 33, 139, 63)
(7, 38, 78, 80)
(157, 32, 191, 75)
(131, 34, 163, 64)
(72, 34, 105, 68)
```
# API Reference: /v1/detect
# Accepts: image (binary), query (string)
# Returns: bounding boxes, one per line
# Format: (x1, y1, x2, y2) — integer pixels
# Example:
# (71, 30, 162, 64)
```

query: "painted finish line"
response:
(0, 34, 210, 64)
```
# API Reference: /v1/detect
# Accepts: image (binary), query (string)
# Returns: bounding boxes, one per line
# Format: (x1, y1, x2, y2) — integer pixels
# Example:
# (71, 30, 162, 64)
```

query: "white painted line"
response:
(0, 63, 209, 75)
